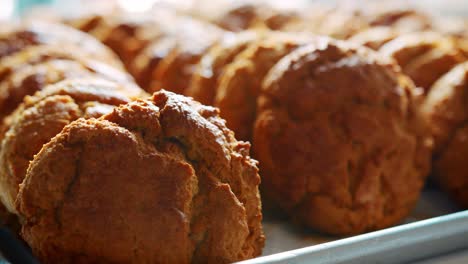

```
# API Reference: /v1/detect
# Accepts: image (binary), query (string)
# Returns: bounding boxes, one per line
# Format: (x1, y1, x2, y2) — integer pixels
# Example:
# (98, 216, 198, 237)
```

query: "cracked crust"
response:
(421, 62, 468, 208)
(253, 39, 432, 235)
(214, 32, 315, 140)
(0, 22, 122, 67)
(0, 47, 136, 120)
(16, 90, 264, 263)
(0, 78, 144, 214)
(186, 30, 262, 105)
(380, 31, 466, 93)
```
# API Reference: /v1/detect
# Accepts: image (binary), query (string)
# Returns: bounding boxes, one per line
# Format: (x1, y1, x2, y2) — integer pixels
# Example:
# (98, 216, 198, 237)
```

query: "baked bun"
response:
(421, 62, 468, 207)
(16, 90, 264, 263)
(0, 46, 134, 119)
(0, 78, 143, 214)
(0, 22, 122, 67)
(129, 17, 223, 93)
(253, 39, 431, 235)
(186, 30, 261, 105)
(215, 32, 314, 140)
(380, 32, 466, 93)
(145, 19, 223, 94)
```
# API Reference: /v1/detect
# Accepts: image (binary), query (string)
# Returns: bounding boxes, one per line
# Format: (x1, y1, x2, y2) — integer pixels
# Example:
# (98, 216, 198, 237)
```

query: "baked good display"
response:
(253, 39, 432, 235)
(0, 78, 143, 214)
(214, 32, 314, 140)
(16, 90, 264, 263)
(421, 62, 468, 208)
(185, 30, 262, 105)
(380, 32, 466, 93)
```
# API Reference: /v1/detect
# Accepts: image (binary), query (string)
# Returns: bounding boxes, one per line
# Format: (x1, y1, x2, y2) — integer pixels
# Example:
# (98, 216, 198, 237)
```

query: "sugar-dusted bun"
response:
(254, 39, 432, 235)
(215, 32, 314, 140)
(421, 62, 468, 208)
(16, 90, 264, 263)
(380, 31, 466, 93)
(0, 78, 144, 214)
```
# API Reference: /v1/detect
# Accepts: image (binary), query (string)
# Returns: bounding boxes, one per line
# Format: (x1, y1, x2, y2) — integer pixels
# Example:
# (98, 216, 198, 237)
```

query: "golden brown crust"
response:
(186, 30, 262, 105)
(0, 52, 136, 120)
(421, 62, 468, 207)
(254, 39, 431, 235)
(0, 22, 122, 67)
(215, 32, 314, 140)
(16, 90, 263, 263)
(380, 32, 466, 93)
(0, 78, 142, 214)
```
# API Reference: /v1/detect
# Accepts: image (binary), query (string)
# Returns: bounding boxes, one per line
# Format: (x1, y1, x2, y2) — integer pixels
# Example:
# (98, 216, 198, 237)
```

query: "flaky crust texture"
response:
(0, 78, 143, 214)
(421, 62, 468, 208)
(16, 90, 264, 263)
(379, 31, 466, 93)
(253, 39, 432, 235)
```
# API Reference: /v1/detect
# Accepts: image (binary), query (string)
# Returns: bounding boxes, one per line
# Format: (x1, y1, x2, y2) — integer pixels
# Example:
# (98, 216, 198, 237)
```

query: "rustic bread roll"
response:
(0, 22, 122, 67)
(380, 32, 466, 93)
(16, 90, 264, 263)
(0, 48, 135, 119)
(0, 78, 144, 214)
(253, 39, 431, 235)
(421, 62, 468, 208)
(186, 30, 262, 105)
(214, 32, 314, 140)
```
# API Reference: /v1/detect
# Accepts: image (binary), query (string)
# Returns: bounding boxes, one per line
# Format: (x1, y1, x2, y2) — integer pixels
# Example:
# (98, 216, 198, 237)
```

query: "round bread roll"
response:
(0, 78, 144, 214)
(215, 32, 314, 140)
(16, 90, 264, 263)
(0, 22, 122, 67)
(380, 32, 466, 93)
(253, 39, 432, 235)
(0, 52, 135, 120)
(186, 30, 262, 105)
(130, 35, 178, 90)
(147, 18, 223, 94)
(421, 62, 468, 208)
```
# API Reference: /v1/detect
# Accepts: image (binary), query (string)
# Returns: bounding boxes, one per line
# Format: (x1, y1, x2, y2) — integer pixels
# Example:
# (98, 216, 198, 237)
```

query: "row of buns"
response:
(67, 2, 468, 223)
(0, 22, 264, 263)
(0, 1, 466, 263)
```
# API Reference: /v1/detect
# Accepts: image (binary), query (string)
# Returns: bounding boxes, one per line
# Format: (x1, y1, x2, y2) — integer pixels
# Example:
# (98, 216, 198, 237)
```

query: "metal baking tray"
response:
(238, 185, 468, 264)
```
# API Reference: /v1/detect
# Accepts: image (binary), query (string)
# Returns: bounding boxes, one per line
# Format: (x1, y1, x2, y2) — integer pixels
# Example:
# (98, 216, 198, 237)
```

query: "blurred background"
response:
(1, 0, 467, 21)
